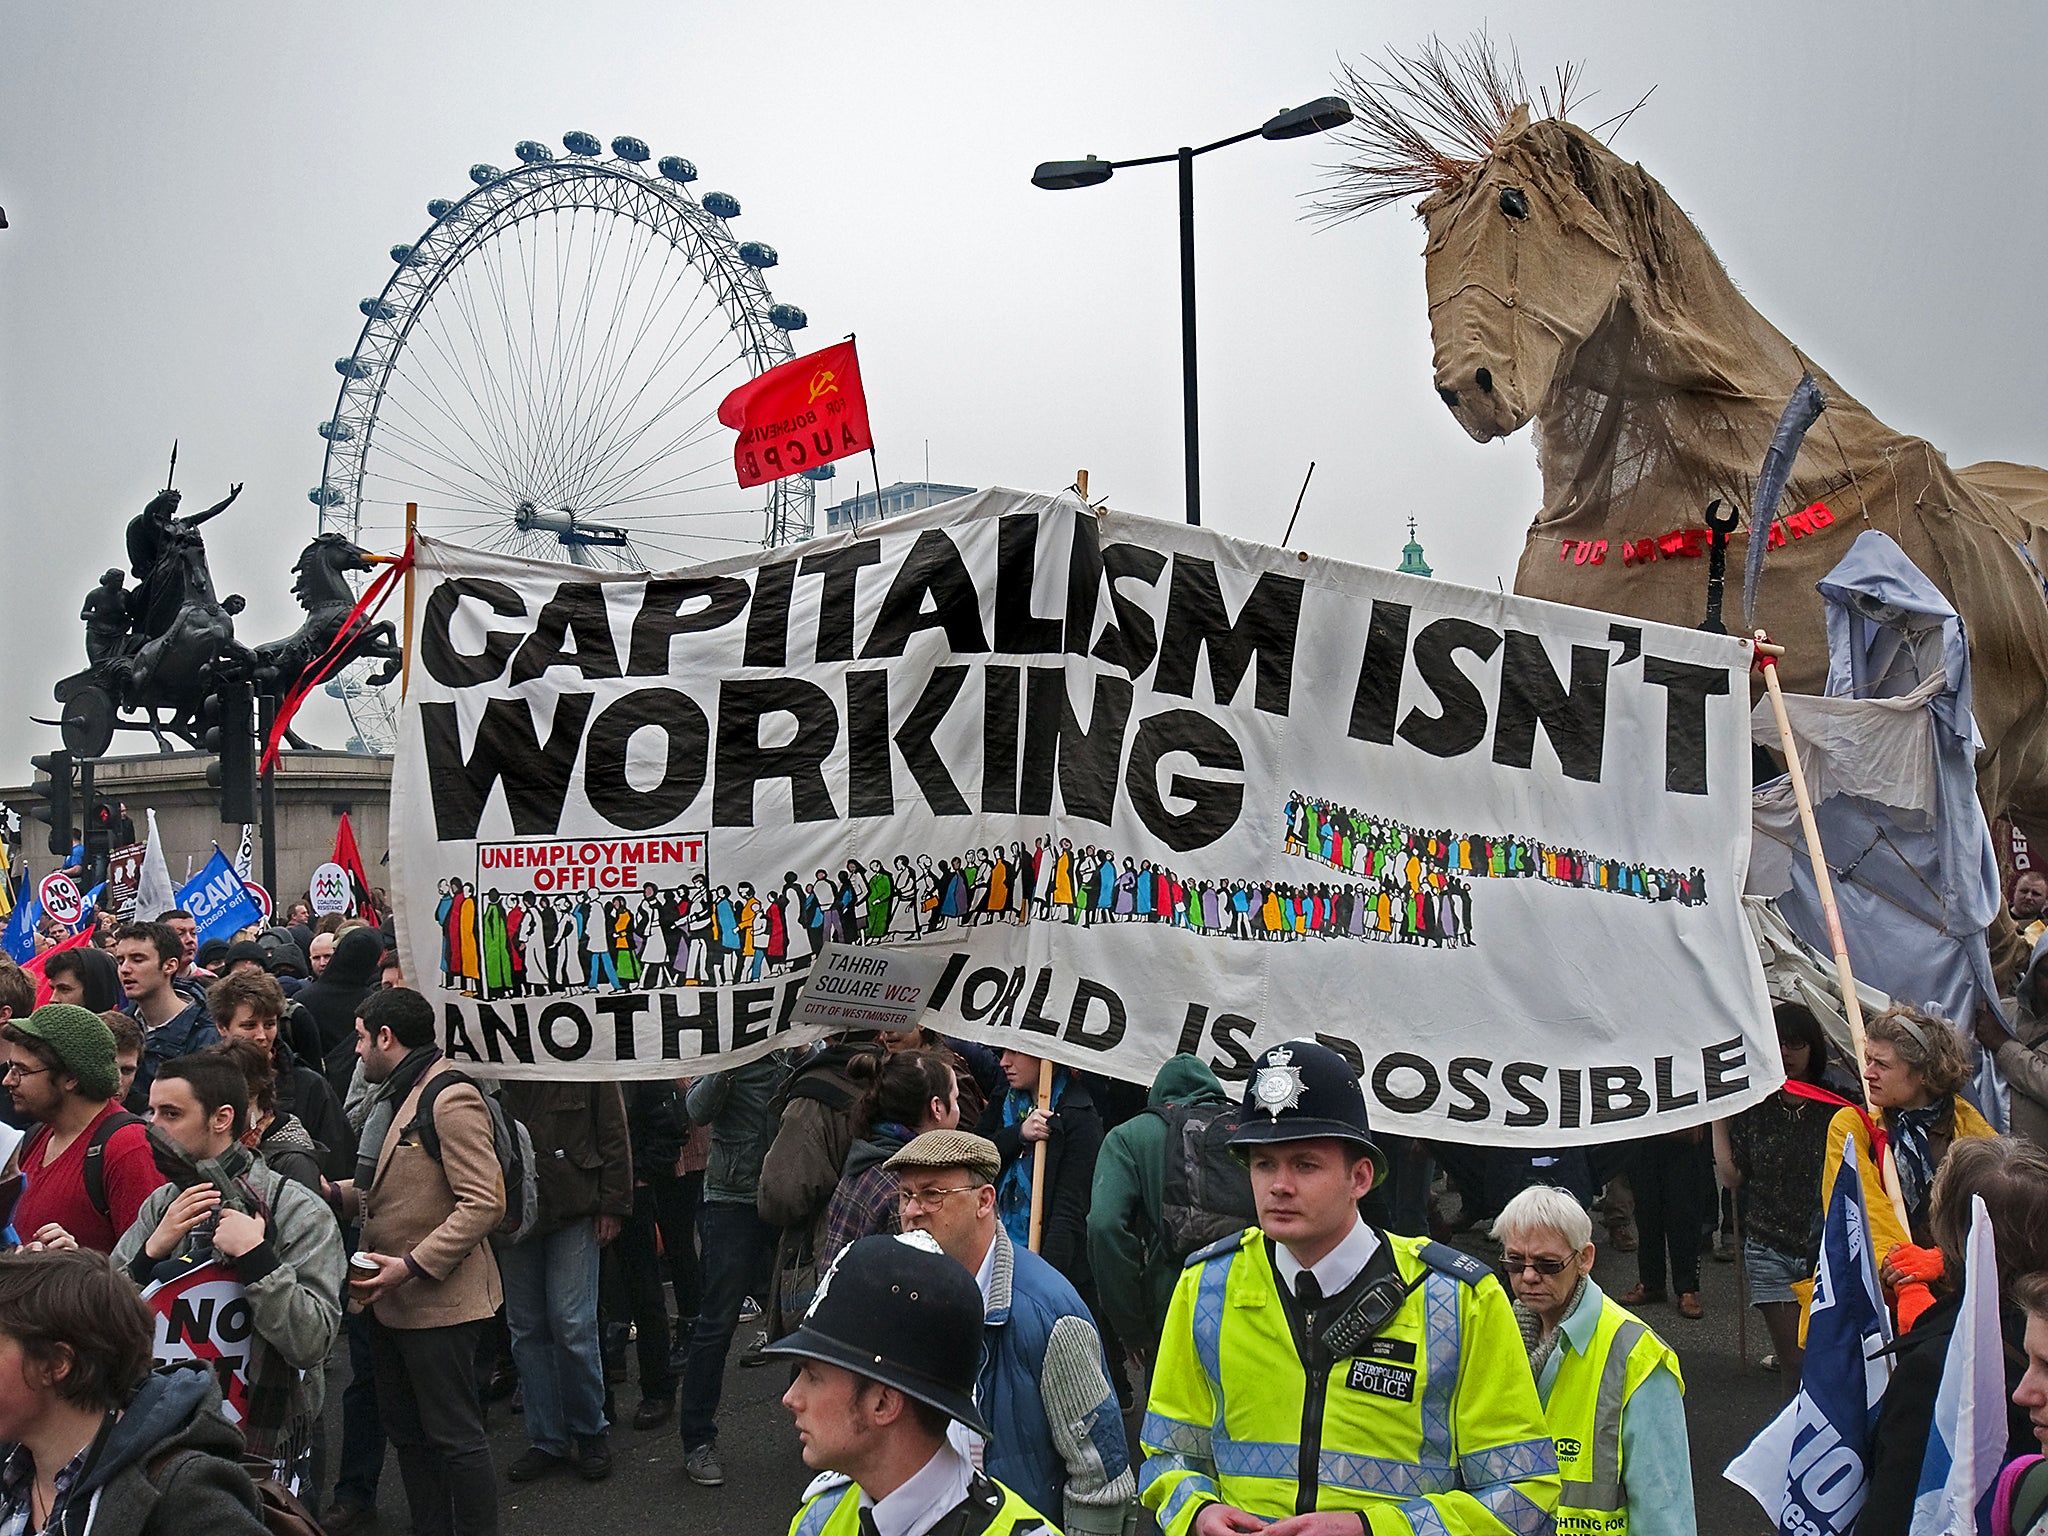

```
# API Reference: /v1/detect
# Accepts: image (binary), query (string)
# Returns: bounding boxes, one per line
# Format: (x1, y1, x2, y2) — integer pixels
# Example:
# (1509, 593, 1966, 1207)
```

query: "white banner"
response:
(391, 489, 1779, 1143)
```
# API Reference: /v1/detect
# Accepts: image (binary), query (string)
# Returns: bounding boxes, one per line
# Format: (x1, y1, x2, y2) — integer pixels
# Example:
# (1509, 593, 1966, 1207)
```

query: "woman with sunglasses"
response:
(1494, 1184, 1694, 1536)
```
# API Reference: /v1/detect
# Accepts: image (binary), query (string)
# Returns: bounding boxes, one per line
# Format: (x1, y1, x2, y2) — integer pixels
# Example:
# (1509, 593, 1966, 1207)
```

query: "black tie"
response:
(1296, 1272, 1324, 1309)
(858, 1510, 882, 1536)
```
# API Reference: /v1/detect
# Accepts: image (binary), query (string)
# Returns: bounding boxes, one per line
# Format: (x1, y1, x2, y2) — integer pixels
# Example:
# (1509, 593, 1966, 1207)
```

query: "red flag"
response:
(333, 814, 379, 925)
(23, 929, 95, 1008)
(717, 339, 872, 488)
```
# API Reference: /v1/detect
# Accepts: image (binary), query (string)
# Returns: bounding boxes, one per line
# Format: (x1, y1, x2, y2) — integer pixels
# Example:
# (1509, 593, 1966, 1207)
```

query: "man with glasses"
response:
(2, 1004, 163, 1252)
(1492, 1185, 1693, 1536)
(1140, 1040, 1557, 1536)
(885, 1129, 1134, 1536)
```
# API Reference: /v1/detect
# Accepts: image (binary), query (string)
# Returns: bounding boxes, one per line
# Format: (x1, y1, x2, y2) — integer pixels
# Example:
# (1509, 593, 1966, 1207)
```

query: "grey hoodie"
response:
(41, 1368, 267, 1536)
(110, 1152, 345, 1441)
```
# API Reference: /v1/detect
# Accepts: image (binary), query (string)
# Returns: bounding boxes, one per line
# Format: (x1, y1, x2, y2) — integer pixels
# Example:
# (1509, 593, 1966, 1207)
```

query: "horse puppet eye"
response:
(1498, 187, 1530, 220)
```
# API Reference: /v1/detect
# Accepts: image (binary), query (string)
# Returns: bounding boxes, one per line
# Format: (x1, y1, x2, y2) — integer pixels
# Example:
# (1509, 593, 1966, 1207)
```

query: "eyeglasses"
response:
(1500, 1253, 1575, 1277)
(896, 1185, 977, 1212)
(0, 1064, 52, 1083)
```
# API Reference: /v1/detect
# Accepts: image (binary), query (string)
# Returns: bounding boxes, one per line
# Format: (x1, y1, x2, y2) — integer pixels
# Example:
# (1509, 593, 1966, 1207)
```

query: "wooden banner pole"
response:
(401, 502, 418, 698)
(1027, 1059, 1055, 1253)
(1755, 633, 1914, 1233)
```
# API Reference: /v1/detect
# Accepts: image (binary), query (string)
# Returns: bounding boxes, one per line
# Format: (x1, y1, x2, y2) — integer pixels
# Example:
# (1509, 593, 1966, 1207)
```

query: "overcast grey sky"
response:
(3, 1, 2044, 770)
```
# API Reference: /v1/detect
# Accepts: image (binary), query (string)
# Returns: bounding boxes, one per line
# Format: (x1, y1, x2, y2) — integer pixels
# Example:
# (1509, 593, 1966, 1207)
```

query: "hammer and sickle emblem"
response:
(808, 367, 840, 404)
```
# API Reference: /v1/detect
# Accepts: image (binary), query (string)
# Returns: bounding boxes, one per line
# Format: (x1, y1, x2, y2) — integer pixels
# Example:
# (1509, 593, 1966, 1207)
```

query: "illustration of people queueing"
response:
(432, 786, 1714, 999)
(1281, 791, 1709, 908)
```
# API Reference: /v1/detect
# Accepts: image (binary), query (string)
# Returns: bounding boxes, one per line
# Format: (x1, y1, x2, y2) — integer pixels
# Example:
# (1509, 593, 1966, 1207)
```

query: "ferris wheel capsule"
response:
(611, 136, 650, 162)
(701, 191, 740, 219)
(335, 357, 371, 379)
(658, 156, 697, 183)
(738, 242, 778, 269)
(359, 298, 396, 320)
(469, 164, 500, 185)
(389, 245, 414, 264)
(562, 130, 602, 156)
(515, 140, 554, 164)
(317, 420, 355, 442)
(769, 303, 808, 331)
(426, 198, 455, 219)
(308, 485, 344, 507)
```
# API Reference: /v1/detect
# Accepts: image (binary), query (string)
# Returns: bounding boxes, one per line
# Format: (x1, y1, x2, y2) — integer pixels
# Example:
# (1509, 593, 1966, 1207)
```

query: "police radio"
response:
(1317, 1271, 1426, 1358)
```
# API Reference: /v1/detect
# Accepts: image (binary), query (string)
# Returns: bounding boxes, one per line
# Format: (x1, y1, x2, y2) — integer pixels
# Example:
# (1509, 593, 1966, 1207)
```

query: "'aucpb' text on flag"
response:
(716, 339, 872, 488)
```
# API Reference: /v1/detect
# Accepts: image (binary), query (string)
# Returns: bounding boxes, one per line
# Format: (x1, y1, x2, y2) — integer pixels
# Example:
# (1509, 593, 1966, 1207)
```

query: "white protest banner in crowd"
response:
(390, 488, 1778, 1143)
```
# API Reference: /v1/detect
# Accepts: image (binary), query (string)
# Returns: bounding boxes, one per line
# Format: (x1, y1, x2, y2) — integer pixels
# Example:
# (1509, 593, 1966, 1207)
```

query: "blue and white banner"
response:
(175, 848, 263, 946)
(1726, 1139, 1894, 1533)
(0, 879, 38, 965)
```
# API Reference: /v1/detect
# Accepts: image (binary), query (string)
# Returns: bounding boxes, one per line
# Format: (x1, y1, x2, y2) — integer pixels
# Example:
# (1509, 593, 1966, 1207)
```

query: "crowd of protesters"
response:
(0, 868, 2036, 1536)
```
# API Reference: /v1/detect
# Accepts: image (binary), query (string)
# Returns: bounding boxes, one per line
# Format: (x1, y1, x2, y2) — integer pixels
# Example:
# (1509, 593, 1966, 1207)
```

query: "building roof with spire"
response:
(1397, 517, 1432, 577)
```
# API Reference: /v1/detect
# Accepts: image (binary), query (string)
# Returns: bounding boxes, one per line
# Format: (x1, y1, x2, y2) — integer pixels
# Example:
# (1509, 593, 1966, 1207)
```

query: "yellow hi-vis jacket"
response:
(1140, 1228, 1559, 1536)
(788, 1470, 1058, 1536)
(1539, 1291, 1682, 1535)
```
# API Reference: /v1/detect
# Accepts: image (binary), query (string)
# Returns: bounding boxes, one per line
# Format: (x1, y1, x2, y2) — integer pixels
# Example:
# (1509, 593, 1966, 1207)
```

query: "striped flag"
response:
(1910, 1194, 2006, 1534)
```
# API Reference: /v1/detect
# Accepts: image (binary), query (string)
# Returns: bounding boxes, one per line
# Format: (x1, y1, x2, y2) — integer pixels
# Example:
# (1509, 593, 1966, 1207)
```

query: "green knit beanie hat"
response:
(12, 1004, 119, 1102)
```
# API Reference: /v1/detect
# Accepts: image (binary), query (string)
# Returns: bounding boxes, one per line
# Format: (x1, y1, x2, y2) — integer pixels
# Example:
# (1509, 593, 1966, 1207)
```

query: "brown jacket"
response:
(501, 1080, 633, 1236)
(1994, 1001, 2048, 1153)
(361, 1060, 506, 1329)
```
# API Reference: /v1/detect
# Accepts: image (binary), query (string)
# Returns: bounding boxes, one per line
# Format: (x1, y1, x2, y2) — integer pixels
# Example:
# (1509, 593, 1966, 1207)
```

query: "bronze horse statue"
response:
(251, 532, 402, 699)
(57, 504, 402, 758)
(1327, 42, 2048, 841)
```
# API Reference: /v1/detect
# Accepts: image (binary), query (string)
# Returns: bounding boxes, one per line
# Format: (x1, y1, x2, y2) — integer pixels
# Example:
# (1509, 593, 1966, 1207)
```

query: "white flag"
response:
(1910, 1194, 2005, 1534)
(233, 825, 254, 881)
(134, 810, 178, 922)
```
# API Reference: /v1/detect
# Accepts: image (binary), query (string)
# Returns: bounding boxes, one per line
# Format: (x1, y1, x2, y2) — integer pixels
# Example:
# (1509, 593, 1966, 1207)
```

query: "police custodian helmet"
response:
(1227, 1039, 1387, 1190)
(761, 1231, 990, 1438)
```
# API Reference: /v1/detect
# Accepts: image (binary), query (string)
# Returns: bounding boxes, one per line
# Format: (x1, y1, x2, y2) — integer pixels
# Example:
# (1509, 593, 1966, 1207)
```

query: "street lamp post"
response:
(1032, 96, 1352, 527)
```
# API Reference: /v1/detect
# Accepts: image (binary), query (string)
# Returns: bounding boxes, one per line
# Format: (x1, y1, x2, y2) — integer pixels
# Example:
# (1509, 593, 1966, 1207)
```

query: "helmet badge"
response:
(1251, 1045, 1305, 1119)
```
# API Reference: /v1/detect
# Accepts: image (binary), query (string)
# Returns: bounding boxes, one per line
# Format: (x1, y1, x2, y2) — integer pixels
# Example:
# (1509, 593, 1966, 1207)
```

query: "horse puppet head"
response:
(1322, 40, 1649, 442)
(1416, 112, 1628, 442)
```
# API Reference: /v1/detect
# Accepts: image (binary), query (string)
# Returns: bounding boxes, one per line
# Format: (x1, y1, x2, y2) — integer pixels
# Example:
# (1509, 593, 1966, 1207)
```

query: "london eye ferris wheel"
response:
(312, 131, 826, 751)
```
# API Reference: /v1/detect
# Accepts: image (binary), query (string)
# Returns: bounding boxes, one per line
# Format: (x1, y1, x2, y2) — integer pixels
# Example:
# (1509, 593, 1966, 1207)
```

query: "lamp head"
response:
(1260, 96, 1353, 140)
(1031, 155, 1114, 190)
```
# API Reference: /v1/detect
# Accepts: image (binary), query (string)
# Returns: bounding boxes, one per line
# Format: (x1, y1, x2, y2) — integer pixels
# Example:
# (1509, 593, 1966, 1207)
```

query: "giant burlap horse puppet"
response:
(1325, 40, 2048, 845)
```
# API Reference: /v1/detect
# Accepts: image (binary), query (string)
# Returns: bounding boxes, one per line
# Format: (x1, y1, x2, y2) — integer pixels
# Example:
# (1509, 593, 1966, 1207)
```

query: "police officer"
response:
(771, 1232, 1060, 1536)
(1141, 1041, 1560, 1536)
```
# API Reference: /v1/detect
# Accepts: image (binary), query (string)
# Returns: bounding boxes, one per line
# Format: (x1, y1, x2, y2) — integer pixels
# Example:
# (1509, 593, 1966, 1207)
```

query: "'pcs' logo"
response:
(1554, 1437, 1582, 1460)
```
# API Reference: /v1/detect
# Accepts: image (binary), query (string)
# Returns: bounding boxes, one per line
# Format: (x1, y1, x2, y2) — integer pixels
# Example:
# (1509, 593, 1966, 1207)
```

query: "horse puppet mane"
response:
(1324, 38, 2048, 839)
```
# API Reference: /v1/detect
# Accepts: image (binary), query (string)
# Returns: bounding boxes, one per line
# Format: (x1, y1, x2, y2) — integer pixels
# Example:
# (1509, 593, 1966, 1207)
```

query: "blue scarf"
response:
(995, 1074, 1065, 1248)
(1889, 1100, 1945, 1223)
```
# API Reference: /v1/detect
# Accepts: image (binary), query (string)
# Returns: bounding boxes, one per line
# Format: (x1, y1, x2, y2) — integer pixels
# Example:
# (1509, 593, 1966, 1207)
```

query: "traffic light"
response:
(202, 682, 256, 824)
(84, 797, 116, 884)
(29, 751, 72, 857)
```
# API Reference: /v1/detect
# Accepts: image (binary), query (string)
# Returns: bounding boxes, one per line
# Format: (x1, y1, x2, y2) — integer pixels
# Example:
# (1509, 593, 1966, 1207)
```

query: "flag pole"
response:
(401, 501, 417, 697)
(1755, 633, 1914, 1233)
(1027, 1058, 1055, 1254)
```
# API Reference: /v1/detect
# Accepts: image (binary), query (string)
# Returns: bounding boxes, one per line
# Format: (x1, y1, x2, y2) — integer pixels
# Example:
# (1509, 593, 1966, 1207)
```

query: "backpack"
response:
(409, 1070, 541, 1246)
(83, 1110, 147, 1220)
(1147, 1100, 1257, 1262)
(145, 1447, 323, 1536)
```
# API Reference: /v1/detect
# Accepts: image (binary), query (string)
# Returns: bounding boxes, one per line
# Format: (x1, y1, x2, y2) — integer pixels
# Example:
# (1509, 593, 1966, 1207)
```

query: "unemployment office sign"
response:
(390, 488, 1778, 1143)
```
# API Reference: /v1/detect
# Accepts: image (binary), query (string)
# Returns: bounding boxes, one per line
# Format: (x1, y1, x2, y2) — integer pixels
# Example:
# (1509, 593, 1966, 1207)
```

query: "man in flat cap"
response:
(886, 1130, 1133, 1536)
